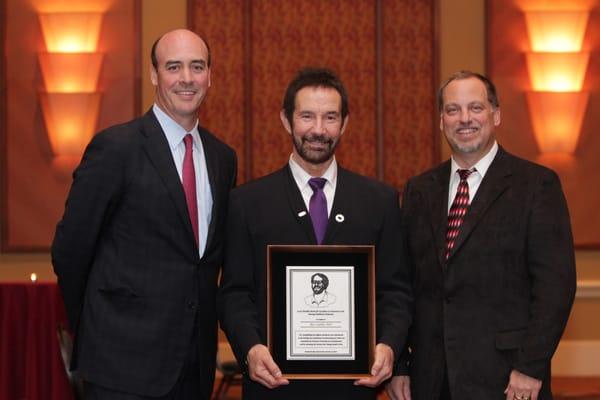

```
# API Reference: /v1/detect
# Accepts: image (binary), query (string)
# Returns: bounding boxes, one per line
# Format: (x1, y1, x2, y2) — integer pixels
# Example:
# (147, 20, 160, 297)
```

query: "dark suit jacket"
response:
(218, 165, 412, 400)
(51, 110, 237, 398)
(398, 147, 575, 399)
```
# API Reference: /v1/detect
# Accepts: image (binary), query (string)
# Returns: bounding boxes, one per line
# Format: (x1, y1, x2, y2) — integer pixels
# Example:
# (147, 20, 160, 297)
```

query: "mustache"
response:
(176, 83, 198, 89)
(302, 135, 332, 145)
(457, 122, 479, 127)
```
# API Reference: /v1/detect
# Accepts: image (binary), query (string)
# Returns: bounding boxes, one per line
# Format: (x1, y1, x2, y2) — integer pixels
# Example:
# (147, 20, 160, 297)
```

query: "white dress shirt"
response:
(288, 155, 337, 217)
(448, 141, 498, 212)
(153, 104, 213, 257)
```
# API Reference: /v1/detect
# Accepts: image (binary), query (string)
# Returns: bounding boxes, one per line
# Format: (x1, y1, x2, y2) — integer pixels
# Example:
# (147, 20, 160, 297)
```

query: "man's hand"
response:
(386, 375, 411, 400)
(504, 369, 542, 400)
(246, 344, 289, 389)
(354, 343, 394, 387)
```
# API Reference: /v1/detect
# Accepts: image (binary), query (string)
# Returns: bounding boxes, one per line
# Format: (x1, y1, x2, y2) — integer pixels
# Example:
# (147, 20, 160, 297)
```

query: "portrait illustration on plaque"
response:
(304, 272, 337, 307)
(286, 266, 355, 361)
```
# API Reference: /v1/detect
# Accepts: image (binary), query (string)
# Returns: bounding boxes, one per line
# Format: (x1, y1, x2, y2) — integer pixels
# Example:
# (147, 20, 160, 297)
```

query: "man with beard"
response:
(386, 71, 575, 400)
(218, 68, 412, 400)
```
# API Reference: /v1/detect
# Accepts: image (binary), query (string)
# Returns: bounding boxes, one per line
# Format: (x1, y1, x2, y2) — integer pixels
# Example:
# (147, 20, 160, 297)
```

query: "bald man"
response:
(52, 29, 237, 399)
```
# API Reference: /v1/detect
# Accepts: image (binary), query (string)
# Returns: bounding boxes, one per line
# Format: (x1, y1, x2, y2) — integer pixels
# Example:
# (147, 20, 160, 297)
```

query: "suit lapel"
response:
(200, 129, 220, 253)
(140, 111, 198, 252)
(324, 167, 351, 244)
(447, 147, 512, 261)
(282, 166, 317, 243)
(426, 162, 452, 267)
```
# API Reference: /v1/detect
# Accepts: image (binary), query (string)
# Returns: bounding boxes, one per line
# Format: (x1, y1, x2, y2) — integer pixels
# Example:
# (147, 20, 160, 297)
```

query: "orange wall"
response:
(141, 0, 187, 110)
(488, 0, 600, 247)
(2, 0, 138, 250)
(438, 0, 486, 160)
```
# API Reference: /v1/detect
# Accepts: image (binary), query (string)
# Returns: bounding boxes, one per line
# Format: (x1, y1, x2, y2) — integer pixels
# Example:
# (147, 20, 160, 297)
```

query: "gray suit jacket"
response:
(52, 110, 237, 398)
(399, 147, 575, 399)
(218, 165, 412, 400)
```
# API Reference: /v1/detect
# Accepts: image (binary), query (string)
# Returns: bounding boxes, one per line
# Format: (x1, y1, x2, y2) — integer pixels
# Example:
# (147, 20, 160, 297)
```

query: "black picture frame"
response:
(267, 245, 375, 379)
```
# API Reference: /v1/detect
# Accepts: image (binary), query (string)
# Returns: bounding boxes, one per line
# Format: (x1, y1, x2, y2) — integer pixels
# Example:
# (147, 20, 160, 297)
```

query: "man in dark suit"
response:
(218, 68, 412, 400)
(386, 71, 576, 400)
(52, 29, 237, 399)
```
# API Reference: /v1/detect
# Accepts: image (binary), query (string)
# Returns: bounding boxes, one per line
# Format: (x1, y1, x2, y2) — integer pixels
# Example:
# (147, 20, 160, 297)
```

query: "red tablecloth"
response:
(0, 282, 74, 400)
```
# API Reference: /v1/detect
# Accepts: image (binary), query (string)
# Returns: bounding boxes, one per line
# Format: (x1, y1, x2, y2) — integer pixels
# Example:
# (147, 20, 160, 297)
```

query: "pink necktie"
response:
(445, 169, 474, 261)
(183, 134, 198, 246)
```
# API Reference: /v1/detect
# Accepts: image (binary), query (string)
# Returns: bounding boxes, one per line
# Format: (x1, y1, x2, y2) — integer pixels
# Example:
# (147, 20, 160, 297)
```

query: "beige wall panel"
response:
(141, 0, 187, 111)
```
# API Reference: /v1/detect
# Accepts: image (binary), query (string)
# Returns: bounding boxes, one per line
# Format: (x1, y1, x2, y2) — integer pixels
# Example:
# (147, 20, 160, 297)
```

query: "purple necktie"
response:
(183, 134, 199, 246)
(308, 177, 328, 244)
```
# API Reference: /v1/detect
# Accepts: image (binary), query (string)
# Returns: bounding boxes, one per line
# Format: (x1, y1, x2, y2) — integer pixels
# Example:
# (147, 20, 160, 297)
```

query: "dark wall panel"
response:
(190, 0, 437, 187)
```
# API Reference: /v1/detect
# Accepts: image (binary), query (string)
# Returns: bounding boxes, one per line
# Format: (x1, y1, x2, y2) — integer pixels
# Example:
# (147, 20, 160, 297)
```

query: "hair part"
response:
(150, 31, 212, 69)
(282, 67, 349, 126)
(437, 70, 499, 112)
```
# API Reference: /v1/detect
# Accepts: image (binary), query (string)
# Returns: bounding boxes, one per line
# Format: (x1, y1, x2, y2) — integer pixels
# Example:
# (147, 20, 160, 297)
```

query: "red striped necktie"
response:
(445, 168, 475, 261)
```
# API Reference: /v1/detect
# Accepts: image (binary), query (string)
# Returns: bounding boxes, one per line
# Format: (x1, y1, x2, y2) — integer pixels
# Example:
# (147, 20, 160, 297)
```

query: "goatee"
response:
(292, 133, 337, 164)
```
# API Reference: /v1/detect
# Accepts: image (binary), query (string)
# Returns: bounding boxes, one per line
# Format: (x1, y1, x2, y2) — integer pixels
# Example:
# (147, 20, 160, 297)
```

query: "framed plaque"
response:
(267, 245, 375, 379)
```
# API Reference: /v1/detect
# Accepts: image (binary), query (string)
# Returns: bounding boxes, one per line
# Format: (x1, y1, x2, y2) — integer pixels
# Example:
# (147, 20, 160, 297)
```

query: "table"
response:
(0, 282, 74, 400)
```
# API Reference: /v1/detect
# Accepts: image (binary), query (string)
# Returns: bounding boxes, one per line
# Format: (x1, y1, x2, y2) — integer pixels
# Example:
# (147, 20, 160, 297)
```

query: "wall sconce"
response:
(38, 12, 104, 170)
(39, 13, 103, 52)
(523, 8, 591, 154)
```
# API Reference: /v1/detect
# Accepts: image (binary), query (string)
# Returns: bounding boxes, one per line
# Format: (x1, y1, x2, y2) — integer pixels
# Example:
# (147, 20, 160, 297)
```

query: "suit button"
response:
(444, 296, 453, 304)
(187, 301, 196, 310)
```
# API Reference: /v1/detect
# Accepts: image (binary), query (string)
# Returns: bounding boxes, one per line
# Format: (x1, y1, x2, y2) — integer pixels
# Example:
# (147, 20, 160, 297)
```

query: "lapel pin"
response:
(298, 211, 307, 217)
(335, 214, 344, 222)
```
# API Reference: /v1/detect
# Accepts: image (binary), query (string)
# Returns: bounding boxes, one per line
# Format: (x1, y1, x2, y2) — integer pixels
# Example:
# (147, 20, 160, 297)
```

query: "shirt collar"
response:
(450, 140, 498, 178)
(152, 104, 200, 150)
(288, 155, 338, 188)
